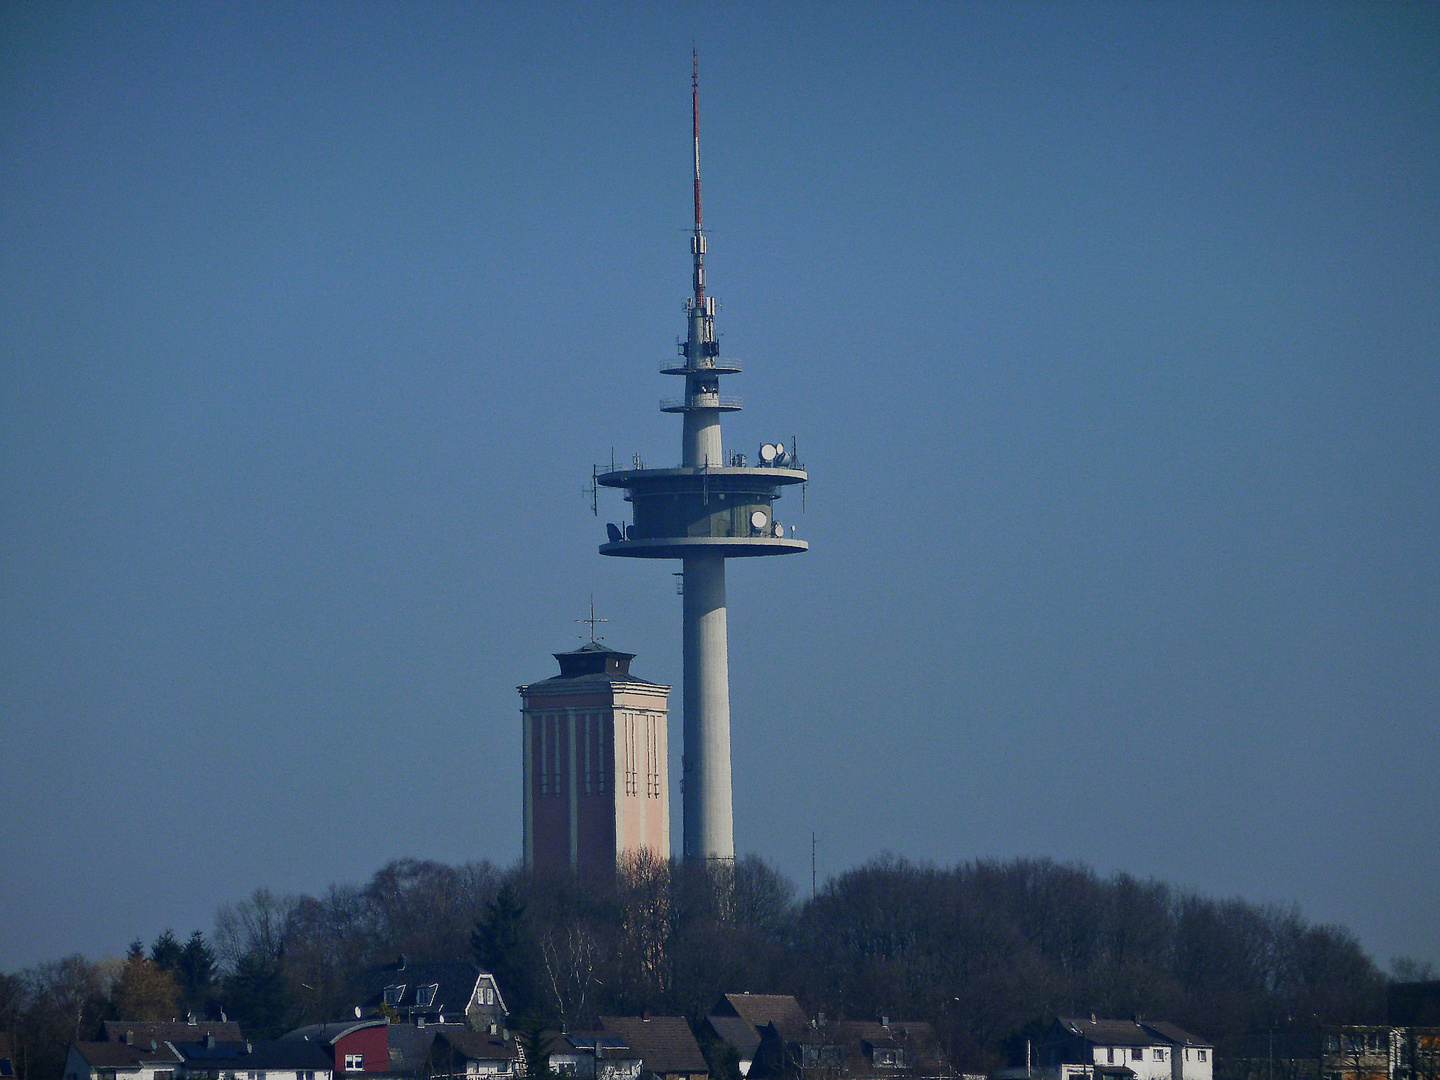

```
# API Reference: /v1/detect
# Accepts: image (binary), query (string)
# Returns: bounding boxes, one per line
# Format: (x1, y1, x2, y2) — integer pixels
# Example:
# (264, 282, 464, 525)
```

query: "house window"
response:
(1197, 1052, 1207, 1063)
(299, 1073, 315, 1080)
(1132, 1049, 1144, 1061)
(383, 984, 406, 1006)
(1155, 1050, 1166, 1061)
(1107, 1050, 1115, 1064)
(417, 984, 438, 1008)
(345, 1055, 364, 1072)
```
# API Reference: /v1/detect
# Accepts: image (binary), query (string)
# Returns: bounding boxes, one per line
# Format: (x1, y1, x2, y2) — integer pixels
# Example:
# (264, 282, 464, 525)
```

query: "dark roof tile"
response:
(600, 1017, 707, 1075)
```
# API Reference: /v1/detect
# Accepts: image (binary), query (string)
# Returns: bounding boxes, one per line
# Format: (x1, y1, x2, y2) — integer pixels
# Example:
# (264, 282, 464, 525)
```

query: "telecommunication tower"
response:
(595, 53, 809, 864)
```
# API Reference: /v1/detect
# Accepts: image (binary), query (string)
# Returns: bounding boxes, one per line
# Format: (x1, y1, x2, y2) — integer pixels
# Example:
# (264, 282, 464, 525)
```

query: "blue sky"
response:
(2, 1, 1437, 973)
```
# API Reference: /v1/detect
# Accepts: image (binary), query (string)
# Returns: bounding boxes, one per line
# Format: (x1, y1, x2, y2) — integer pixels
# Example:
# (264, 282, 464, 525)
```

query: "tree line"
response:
(0, 855, 1391, 1080)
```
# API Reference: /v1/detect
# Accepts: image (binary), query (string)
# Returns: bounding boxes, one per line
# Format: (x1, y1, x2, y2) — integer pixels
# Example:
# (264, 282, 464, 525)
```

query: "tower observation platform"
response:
(595, 53, 808, 864)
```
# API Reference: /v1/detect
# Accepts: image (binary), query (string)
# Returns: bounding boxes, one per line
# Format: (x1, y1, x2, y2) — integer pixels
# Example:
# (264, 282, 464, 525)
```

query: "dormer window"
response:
(416, 984, 438, 1008)
(383, 984, 406, 1006)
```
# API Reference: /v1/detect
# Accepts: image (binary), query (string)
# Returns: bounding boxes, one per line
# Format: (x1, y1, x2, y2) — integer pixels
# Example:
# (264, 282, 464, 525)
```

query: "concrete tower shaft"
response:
(681, 551, 732, 860)
(596, 53, 808, 864)
(682, 292, 723, 468)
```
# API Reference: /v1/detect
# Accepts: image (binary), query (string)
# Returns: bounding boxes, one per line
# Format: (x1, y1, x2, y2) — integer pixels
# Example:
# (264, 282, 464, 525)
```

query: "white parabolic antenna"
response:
(751, 510, 768, 530)
(759, 443, 777, 463)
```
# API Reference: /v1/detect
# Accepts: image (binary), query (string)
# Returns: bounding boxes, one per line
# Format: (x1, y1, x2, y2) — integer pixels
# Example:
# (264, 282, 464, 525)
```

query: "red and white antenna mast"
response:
(691, 47, 705, 305)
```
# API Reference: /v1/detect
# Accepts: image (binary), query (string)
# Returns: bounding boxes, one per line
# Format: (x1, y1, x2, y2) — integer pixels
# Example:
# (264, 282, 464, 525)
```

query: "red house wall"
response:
(332, 1025, 389, 1073)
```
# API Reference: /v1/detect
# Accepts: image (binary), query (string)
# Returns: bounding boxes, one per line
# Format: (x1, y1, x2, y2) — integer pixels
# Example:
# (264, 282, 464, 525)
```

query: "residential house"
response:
(548, 1032, 642, 1080)
(598, 1017, 708, 1080)
(1037, 1018, 1213, 1080)
(724, 1000, 949, 1080)
(354, 958, 506, 1031)
(1323, 1026, 1440, 1080)
(815, 1020, 950, 1080)
(281, 1021, 390, 1075)
(705, 996, 811, 1080)
(100, 1025, 244, 1047)
(168, 1038, 334, 1080)
(427, 1029, 522, 1080)
(1, 1033, 15, 1080)
(64, 1039, 184, 1080)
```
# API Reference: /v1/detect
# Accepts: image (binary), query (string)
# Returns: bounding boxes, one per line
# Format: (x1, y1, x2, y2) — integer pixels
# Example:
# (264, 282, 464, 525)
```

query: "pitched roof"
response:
(820, 1021, 950, 1079)
(1057, 1020, 1169, 1049)
(283, 1020, 390, 1045)
(600, 1017, 708, 1075)
(355, 960, 489, 1018)
(1140, 1022, 1210, 1048)
(70, 1043, 183, 1068)
(101, 1022, 244, 1046)
(1056, 1018, 1211, 1050)
(171, 1040, 334, 1072)
(431, 1030, 522, 1064)
(717, 994, 810, 1041)
(706, 1016, 761, 1060)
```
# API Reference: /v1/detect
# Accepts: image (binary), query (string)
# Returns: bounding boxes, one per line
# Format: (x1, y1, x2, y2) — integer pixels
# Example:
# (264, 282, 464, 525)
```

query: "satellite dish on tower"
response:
(750, 510, 768, 530)
(759, 443, 777, 463)
(606, 523, 622, 543)
(772, 521, 783, 537)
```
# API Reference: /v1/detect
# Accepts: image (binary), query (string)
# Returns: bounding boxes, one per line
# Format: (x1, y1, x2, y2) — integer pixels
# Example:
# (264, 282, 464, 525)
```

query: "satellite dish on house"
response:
(759, 443, 777, 463)
(355, 1006, 362, 1019)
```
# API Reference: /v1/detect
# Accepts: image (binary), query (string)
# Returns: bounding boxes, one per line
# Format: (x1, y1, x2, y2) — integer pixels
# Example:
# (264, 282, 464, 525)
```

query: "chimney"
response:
(123, 1032, 134, 1046)
(642, 1011, 651, 1023)
(205, 1034, 216, 1050)
(881, 1016, 889, 1029)
(1090, 1014, 1097, 1025)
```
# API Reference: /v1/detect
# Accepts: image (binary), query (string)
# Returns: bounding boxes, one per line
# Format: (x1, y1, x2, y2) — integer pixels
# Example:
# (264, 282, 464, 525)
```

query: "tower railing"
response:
(660, 394, 743, 412)
(660, 358, 742, 374)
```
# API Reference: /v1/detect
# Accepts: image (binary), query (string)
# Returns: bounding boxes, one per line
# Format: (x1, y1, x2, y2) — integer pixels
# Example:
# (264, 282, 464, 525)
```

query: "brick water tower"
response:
(520, 642, 671, 875)
(595, 55, 809, 864)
